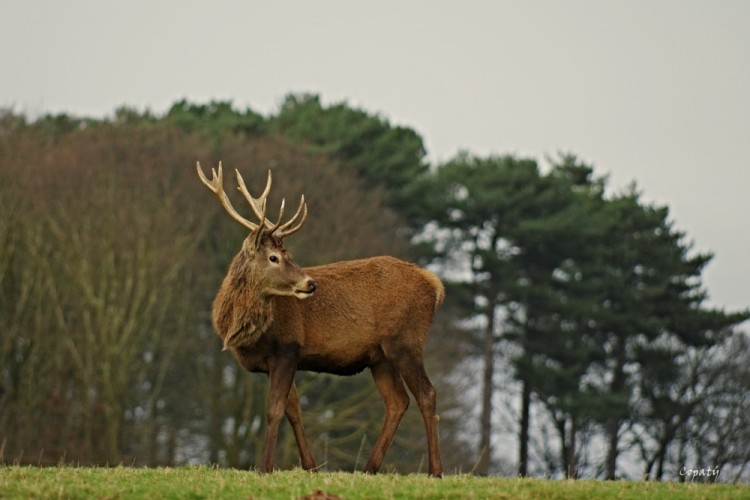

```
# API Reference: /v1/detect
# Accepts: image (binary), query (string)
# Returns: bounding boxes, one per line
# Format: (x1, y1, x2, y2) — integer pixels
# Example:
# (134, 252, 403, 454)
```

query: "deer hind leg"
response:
(394, 355, 443, 477)
(285, 382, 317, 471)
(364, 359, 410, 474)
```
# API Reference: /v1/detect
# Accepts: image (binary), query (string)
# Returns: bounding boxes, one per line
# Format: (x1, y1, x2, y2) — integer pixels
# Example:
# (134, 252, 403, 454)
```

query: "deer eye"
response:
(269, 255, 279, 263)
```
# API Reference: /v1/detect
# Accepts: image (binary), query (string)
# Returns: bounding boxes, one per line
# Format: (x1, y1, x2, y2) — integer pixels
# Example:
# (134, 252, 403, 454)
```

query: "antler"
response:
(196, 161, 259, 231)
(197, 162, 308, 238)
(235, 168, 308, 238)
(275, 193, 308, 238)
(236, 169, 274, 230)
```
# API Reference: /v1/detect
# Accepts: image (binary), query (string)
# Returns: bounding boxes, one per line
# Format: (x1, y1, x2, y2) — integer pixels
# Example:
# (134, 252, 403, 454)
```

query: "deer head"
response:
(197, 162, 317, 299)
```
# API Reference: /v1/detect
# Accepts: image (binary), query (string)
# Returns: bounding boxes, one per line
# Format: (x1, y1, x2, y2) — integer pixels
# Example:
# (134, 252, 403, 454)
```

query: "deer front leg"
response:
(285, 383, 317, 471)
(262, 358, 297, 473)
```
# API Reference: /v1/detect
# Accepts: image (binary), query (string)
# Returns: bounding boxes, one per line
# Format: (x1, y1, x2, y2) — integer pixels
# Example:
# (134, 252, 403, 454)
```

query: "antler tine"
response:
(196, 162, 259, 231)
(275, 195, 308, 238)
(270, 198, 286, 232)
(236, 169, 275, 229)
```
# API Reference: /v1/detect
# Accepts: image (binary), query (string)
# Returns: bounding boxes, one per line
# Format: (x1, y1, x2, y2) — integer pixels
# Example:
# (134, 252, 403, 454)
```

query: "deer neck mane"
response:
(214, 253, 275, 350)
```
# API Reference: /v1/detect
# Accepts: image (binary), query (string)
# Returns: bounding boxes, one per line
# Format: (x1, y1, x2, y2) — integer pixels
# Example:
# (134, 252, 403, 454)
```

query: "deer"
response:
(196, 162, 445, 477)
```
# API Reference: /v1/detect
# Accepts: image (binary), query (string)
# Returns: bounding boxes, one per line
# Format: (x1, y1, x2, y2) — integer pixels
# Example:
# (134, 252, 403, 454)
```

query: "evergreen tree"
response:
(268, 93, 429, 211)
(410, 152, 569, 475)
(165, 99, 265, 136)
(413, 151, 749, 479)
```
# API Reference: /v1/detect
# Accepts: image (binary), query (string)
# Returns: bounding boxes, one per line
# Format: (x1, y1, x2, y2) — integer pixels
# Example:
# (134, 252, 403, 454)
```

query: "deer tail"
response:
(420, 268, 445, 312)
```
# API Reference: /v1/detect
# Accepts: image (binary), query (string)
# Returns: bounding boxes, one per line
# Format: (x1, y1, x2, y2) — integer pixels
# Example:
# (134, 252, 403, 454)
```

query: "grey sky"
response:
(2, 0, 748, 312)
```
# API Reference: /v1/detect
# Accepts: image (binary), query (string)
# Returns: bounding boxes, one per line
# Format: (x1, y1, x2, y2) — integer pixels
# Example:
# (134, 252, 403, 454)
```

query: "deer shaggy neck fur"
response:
(213, 249, 274, 350)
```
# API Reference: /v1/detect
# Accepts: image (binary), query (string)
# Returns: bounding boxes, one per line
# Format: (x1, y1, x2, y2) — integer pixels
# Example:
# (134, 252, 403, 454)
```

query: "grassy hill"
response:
(1, 466, 746, 499)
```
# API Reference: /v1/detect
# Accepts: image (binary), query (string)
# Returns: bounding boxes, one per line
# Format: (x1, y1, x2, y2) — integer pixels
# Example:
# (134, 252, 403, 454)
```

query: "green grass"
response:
(1, 466, 747, 499)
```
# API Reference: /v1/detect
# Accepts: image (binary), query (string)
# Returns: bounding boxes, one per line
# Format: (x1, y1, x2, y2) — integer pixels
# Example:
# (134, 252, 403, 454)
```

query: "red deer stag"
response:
(196, 162, 444, 477)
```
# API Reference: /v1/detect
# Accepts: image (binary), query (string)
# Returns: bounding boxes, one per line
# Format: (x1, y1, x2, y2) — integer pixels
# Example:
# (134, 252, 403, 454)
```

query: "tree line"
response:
(1, 95, 748, 481)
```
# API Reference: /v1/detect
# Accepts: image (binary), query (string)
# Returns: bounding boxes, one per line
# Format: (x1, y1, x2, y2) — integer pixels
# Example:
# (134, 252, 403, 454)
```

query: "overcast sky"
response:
(2, 0, 748, 313)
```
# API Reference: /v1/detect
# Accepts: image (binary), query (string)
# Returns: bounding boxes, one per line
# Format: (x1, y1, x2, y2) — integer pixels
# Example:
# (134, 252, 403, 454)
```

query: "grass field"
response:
(1, 466, 747, 499)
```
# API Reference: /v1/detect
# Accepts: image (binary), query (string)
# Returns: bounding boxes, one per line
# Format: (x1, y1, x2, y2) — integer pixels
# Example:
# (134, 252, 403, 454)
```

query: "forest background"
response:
(1, 96, 748, 483)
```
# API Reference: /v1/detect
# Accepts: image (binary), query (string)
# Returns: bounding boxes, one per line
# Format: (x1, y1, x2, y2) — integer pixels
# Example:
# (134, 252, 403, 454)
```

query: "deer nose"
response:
(307, 279, 318, 293)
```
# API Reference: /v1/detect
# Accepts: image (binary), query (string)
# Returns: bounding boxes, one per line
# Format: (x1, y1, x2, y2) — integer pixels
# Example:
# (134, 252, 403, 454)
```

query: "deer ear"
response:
(253, 227, 266, 251)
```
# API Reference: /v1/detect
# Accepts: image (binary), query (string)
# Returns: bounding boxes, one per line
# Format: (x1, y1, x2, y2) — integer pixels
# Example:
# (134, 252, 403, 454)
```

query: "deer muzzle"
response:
(293, 278, 318, 299)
